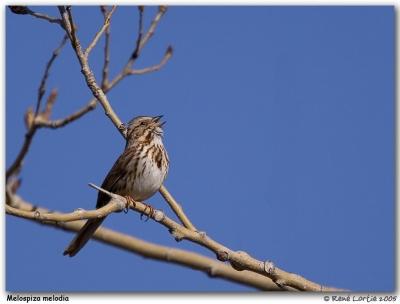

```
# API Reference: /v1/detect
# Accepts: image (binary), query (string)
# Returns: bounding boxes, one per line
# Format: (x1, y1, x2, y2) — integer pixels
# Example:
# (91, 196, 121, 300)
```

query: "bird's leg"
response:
(124, 196, 137, 213)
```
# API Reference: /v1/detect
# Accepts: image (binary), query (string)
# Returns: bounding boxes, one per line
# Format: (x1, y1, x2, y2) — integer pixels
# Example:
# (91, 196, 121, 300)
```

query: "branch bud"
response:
(24, 107, 34, 130)
(263, 260, 275, 275)
(159, 6, 167, 13)
(9, 6, 31, 15)
(153, 210, 165, 222)
(216, 250, 229, 262)
(169, 229, 184, 242)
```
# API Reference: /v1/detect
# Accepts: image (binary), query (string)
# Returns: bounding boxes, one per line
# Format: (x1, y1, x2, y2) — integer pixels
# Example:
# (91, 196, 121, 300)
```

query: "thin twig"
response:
(159, 185, 196, 231)
(99, 6, 170, 92)
(29, 10, 63, 26)
(9, 5, 171, 133)
(100, 6, 111, 90)
(37, 48, 172, 130)
(130, 6, 144, 62)
(85, 6, 117, 59)
(36, 99, 97, 129)
(55, 41, 170, 130)
(104, 6, 145, 89)
(128, 5, 167, 69)
(6, 128, 37, 180)
(128, 46, 173, 75)
(139, 6, 167, 55)
(6, 196, 125, 222)
(36, 34, 68, 115)
(42, 89, 58, 120)
(60, 6, 124, 131)
(6, 34, 68, 180)
(9, 6, 63, 26)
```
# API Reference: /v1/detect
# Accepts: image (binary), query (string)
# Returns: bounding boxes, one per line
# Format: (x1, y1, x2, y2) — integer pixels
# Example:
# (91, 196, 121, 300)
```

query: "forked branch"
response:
(85, 6, 117, 58)
(59, 5, 124, 131)
(6, 34, 67, 180)
(6, 192, 281, 291)
(6, 183, 343, 292)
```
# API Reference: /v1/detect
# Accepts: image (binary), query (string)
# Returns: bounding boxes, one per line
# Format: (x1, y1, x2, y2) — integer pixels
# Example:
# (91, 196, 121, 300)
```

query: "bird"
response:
(63, 115, 169, 257)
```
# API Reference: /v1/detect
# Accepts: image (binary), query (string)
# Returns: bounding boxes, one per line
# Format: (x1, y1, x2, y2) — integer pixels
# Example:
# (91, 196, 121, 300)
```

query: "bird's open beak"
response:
(153, 115, 163, 122)
(153, 115, 166, 127)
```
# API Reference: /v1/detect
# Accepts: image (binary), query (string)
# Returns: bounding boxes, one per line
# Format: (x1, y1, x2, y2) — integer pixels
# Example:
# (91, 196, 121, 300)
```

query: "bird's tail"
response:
(63, 218, 105, 257)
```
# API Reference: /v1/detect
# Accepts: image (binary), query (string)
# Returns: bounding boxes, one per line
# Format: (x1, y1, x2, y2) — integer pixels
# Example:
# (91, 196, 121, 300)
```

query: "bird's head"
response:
(125, 115, 165, 147)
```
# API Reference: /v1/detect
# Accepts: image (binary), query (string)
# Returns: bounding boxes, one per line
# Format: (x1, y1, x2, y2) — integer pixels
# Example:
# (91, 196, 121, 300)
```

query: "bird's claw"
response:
(140, 203, 155, 222)
(124, 196, 154, 221)
(124, 196, 137, 213)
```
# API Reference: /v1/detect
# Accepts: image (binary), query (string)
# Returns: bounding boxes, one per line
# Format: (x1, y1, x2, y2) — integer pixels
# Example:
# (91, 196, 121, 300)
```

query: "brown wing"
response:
(96, 146, 137, 208)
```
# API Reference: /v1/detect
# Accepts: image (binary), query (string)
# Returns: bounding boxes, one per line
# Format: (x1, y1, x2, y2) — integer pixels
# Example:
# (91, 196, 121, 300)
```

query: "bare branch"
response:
(6, 195, 126, 222)
(85, 6, 117, 59)
(106, 5, 171, 90)
(13, 6, 171, 134)
(128, 46, 173, 75)
(7, 183, 343, 292)
(36, 99, 97, 129)
(119, 186, 343, 292)
(6, 34, 68, 180)
(108, 5, 170, 90)
(130, 6, 144, 62)
(139, 6, 167, 54)
(59, 6, 124, 132)
(159, 185, 196, 231)
(29, 10, 63, 26)
(6, 127, 37, 180)
(46, 43, 171, 131)
(100, 6, 111, 90)
(7, 91, 92, 179)
(36, 34, 67, 115)
(60, 45, 172, 131)
(9, 6, 63, 26)
(41, 89, 58, 120)
(7, 193, 282, 291)
(10, 5, 170, 131)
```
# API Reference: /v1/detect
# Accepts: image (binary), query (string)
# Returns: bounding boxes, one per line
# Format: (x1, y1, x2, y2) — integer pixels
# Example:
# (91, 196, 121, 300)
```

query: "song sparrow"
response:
(63, 115, 169, 257)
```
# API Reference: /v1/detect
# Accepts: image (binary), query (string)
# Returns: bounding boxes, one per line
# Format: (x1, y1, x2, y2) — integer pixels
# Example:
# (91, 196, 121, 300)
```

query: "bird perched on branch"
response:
(63, 115, 169, 257)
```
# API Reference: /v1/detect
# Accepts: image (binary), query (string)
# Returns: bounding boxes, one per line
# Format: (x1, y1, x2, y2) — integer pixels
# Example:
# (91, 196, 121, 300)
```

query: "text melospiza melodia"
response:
(63, 115, 169, 257)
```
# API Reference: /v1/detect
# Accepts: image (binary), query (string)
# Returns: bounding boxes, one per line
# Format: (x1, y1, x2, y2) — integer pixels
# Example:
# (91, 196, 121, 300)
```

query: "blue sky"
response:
(6, 6, 394, 292)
